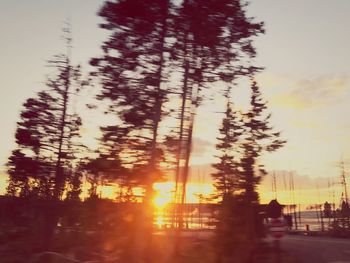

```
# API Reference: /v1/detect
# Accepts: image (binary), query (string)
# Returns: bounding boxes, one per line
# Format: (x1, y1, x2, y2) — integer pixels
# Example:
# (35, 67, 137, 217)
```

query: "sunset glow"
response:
(155, 215, 165, 228)
(152, 182, 173, 208)
(152, 181, 215, 205)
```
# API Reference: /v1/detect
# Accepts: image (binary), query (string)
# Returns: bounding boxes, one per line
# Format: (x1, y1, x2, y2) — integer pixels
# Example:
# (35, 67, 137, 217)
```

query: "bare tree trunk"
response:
(174, 58, 189, 228)
(43, 60, 70, 251)
(141, 5, 169, 262)
(54, 59, 70, 200)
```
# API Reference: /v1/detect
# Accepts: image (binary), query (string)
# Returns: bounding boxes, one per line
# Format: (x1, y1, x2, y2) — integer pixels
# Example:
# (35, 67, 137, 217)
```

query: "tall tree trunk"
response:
(45, 58, 70, 251)
(54, 59, 70, 200)
(174, 57, 189, 226)
(142, 5, 169, 263)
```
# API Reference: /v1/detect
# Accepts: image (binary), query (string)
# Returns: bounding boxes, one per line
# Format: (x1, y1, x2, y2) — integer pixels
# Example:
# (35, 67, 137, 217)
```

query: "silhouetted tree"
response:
(237, 79, 286, 242)
(212, 101, 243, 198)
(92, 1, 266, 260)
(6, 27, 88, 251)
(212, 80, 285, 261)
(6, 92, 56, 198)
(83, 152, 128, 199)
(66, 168, 83, 201)
(6, 65, 84, 200)
(6, 149, 42, 197)
(173, 0, 264, 224)
(92, 0, 177, 204)
(92, 1, 177, 260)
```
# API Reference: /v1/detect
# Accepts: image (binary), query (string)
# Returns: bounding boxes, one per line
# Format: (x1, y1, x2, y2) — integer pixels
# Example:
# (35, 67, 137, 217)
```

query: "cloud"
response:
(260, 170, 340, 191)
(270, 74, 349, 109)
(189, 163, 216, 183)
(258, 170, 342, 205)
(192, 137, 214, 157)
(289, 119, 320, 129)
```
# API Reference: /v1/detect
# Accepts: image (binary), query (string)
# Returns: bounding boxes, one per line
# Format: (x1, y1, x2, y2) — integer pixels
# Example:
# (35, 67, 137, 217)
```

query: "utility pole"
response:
(340, 159, 348, 204)
(272, 171, 277, 200)
(290, 172, 298, 230)
(283, 172, 289, 214)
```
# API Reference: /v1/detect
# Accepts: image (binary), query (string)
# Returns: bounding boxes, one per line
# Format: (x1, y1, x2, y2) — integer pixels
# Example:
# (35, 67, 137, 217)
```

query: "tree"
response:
(173, 0, 264, 224)
(212, 80, 285, 261)
(237, 79, 286, 242)
(6, 27, 87, 250)
(92, 0, 176, 202)
(83, 153, 128, 199)
(65, 167, 83, 201)
(6, 91, 56, 198)
(92, 1, 267, 260)
(6, 61, 84, 200)
(212, 100, 243, 199)
(6, 149, 41, 197)
(239, 79, 286, 199)
(92, 4, 177, 260)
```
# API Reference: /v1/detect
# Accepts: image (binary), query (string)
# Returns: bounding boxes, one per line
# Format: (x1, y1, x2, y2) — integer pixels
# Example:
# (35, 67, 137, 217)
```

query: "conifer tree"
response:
(212, 100, 243, 199)
(237, 79, 286, 242)
(173, 0, 264, 218)
(83, 153, 128, 199)
(65, 168, 83, 201)
(6, 27, 87, 251)
(212, 80, 286, 260)
(6, 27, 86, 202)
(91, 0, 175, 202)
(6, 92, 55, 198)
(211, 94, 247, 262)
(239, 80, 286, 201)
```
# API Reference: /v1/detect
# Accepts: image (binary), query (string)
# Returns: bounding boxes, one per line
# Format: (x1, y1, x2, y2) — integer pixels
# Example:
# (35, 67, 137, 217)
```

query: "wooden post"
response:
(293, 206, 298, 230)
(320, 205, 325, 231)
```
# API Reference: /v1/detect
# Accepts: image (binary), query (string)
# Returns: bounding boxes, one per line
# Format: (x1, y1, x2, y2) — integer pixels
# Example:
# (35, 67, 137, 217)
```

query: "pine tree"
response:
(92, 0, 175, 200)
(212, 80, 286, 260)
(6, 59, 84, 200)
(173, 0, 264, 221)
(83, 153, 128, 199)
(237, 79, 286, 242)
(6, 27, 87, 250)
(211, 95, 247, 262)
(65, 168, 83, 201)
(212, 101, 243, 199)
(6, 91, 56, 198)
(239, 80, 286, 204)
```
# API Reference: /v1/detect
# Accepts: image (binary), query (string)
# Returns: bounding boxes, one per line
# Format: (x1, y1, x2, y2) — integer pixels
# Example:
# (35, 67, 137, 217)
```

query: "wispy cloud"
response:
(192, 137, 214, 157)
(289, 119, 320, 129)
(270, 74, 349, 109)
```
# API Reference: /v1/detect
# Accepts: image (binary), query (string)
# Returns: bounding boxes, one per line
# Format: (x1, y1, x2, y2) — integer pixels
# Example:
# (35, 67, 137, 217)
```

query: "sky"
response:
(1, 0, 350, 205)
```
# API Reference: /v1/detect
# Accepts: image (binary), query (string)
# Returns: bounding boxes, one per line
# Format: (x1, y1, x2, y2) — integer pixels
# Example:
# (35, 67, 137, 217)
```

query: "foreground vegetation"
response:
(0, 196, 297, 263)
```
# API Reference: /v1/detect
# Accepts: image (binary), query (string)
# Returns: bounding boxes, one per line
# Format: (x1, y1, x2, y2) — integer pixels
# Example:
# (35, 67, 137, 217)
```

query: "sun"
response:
(152, 182, 173, 209)
(151, 181, 215, 208)
(155, 215, 165, 228)
(153, 195, 171, 208)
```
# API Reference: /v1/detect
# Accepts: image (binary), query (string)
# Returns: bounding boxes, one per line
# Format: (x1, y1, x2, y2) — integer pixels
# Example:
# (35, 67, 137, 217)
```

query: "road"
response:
(279, 235, 350, 263)
(156, 230, 350, 263)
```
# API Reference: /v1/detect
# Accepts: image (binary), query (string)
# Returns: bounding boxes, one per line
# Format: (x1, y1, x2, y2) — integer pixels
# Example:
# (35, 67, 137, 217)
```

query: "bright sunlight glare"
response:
(152, 182, 215, 209)
(155, 215, 165, 228)
(152, 182, 173, 208)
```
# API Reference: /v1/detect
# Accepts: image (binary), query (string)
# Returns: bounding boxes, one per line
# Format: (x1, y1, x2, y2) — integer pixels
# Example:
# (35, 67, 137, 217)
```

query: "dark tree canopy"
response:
(212, 101, 243, 198)
(7, 51, 86, 200)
